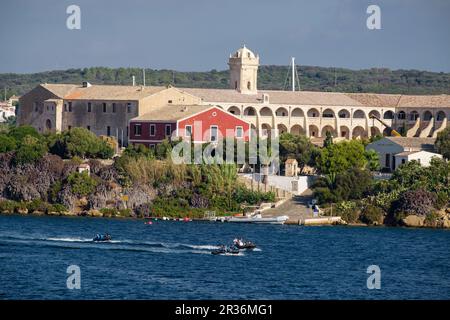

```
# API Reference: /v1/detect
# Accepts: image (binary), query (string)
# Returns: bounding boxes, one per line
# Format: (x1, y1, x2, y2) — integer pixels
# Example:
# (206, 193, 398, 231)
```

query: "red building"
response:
(129, 105, 250, 148)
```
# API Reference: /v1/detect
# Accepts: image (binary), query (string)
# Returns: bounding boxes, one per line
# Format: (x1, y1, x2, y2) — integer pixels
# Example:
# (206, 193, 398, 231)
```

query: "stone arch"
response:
(436, 110, 446, 121)
(338, 109, 350, 118)
(321, 125, 337, 137)
(261, 123, 272, 137)
(307, 108, 320, 118)
(352, 126, 367, 139)
(309, 125, 319, 138)
(397, 111, 406, 120)
(277, 123, 288, 135)
(290, 124, 305, 135)
(322, 108, 335, 118)
(339, 125, 350, 138)
(353, 109, 366, 119)
(409, 110, 420, 121)
(368, 110, 381, 119)
(383, 110, 394, 119)
(275, 107, 288, 117)
(423, 110, 433, 121)
(244, 106, 256, 116)
(291, 108, 304, 117)
(259, 107, 273, 117)
(370, 126, 381, 137)
(216, 105, 224, 110)
(228, 106, 240, 115)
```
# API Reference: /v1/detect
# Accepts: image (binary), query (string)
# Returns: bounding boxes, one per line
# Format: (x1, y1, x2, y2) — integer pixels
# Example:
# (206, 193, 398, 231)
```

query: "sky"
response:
(1, 0, 449, 73)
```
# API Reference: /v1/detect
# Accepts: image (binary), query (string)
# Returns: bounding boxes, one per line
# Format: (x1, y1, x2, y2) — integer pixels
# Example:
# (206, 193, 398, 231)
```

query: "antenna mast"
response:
(291, 57, 295, 92)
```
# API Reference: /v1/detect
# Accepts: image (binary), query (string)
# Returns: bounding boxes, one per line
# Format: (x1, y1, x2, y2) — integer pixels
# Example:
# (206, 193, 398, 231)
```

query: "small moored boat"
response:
(227, 214, 289, 225)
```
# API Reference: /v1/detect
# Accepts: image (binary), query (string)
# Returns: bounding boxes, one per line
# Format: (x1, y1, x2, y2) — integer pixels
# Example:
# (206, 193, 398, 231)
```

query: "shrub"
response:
(0, 200, 17, 213)
(390, 189, 437, 222)
(100, 208, 118, 217)
(361, 205, 385, 225)
(435, 191, 449, 210)
(335, 201, 360, 223)
(0, 134, 16, 153)
(26, 199, 48, 213)
(67, 172, 98, 196)
(47, 203, 67, 214)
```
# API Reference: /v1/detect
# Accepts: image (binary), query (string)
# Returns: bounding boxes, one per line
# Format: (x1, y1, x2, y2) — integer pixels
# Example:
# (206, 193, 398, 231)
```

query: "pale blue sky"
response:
(1, 0, 449, 73)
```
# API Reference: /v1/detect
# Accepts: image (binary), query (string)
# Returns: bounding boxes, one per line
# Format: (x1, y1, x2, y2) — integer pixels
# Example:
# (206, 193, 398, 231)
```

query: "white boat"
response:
(227, 214, 289, 225)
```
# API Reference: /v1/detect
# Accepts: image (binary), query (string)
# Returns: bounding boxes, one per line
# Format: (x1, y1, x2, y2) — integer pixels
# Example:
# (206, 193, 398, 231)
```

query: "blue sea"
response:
(0, 215, 449, 299)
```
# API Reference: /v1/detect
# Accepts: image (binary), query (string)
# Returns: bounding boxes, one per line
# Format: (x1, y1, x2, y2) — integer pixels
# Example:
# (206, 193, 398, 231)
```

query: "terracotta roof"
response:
(397, 95, 450, 108)
(385, 137, 435, 151)
(41, 83, 168, 100)
(181, 88, 365, 106)
(345, 93, 402, 108)
(131, 104, 214, 121)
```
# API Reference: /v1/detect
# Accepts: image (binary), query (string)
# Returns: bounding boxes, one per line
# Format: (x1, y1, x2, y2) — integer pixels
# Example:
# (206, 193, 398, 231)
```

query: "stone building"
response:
(18, 83, 201, 146)
(18, 46, 450, 143)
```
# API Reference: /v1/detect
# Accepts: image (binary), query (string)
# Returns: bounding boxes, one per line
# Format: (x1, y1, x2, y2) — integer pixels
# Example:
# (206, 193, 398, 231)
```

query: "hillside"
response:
(1, 65, 450, 99)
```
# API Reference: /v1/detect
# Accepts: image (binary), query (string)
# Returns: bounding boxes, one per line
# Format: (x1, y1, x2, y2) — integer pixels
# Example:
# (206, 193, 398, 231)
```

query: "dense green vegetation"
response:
(435, 127, 450, 160)
(2, 65, 450, 99)
(0, 126, 275, 218)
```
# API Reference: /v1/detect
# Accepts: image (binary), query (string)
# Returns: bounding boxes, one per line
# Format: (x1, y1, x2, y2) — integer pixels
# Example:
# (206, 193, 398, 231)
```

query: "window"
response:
(127, 103, 132, 113)
(87, 126, 91, 131)
(210, 125, 218, 142)
(165, 124, 172, 137)
(46, 105, 49, 111)
(68, 102, 72, 112)
(34, 102, 38, 112)
(107, 126, 111, 136)
(134, 124, 142, 136)
(64, 104, 67, 112)
(385, 154, 390, 168)
(236, 126, 243, 138)
(150, 124, 156, 136)
(126, 126, 129, 137)
(103, 103, 107, 113)
(68, 126, 72, 130)
(149, 144, 155, 149)
(247, 82, 251, 90)
(402, 159, 406, 164)
(185, 125, 192, 137)
(234, 81, 238, 90)
(168, 100, 173, 104)
(112, 103, 116, 113)
(87, 102, 92, 112)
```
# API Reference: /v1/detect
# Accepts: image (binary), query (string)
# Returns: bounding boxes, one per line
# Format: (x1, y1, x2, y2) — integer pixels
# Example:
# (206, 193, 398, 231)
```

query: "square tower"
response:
(228, 45, 259, 94)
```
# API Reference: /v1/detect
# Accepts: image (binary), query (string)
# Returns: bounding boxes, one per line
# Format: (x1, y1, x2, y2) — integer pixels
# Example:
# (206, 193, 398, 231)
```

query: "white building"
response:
(366, 137, 440, 171)
(394, 150, 442, 168)
(0, 103, 15, 122)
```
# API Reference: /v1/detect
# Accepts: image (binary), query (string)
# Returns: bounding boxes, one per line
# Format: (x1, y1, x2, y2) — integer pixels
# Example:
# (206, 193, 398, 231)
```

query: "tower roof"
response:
(231, 45, 258, 59)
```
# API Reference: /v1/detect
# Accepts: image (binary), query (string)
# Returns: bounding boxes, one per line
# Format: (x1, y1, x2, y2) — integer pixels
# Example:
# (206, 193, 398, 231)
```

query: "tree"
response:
(365, 149, 380, 171)
(323, 131, 333, 148)
(49, 128, 114, 159)
(14, 135, 48, 165)
(435, 127, 450, 160)
(8, 125, 40, 143)
(315, 140, 368, 178)
(279, 133, 318, 174)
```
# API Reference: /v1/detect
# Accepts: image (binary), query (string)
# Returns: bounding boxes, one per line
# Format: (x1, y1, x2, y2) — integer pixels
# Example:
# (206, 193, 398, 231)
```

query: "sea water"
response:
(0, 215, 449, 299)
